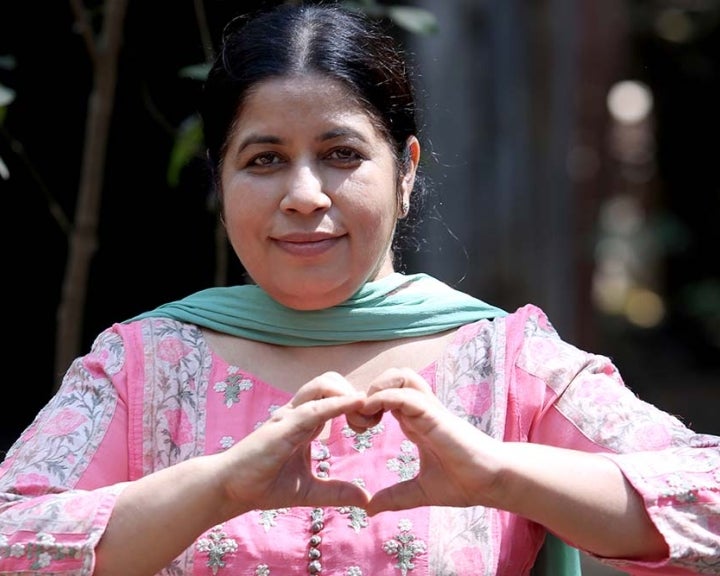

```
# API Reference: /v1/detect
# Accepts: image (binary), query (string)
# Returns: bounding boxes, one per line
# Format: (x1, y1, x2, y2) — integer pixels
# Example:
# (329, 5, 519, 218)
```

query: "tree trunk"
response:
(53, 0, 128, 388)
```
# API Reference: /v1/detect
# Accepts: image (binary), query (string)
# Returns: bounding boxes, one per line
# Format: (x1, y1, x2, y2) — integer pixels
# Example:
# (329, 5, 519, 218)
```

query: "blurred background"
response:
(1, 1, 718, 573)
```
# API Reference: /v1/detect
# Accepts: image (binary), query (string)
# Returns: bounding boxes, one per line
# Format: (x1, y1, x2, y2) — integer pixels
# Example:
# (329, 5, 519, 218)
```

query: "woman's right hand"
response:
(216, 371, 372, 516)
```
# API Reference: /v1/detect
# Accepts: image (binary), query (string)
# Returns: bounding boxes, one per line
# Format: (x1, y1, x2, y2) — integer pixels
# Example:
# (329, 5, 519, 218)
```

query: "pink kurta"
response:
(1, 305, 718, 575)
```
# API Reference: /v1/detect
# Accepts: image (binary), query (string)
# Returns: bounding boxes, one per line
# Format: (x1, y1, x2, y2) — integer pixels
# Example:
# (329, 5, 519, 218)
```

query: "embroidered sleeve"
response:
(510, 304, 720, 574)
(0, 327, 131, 574)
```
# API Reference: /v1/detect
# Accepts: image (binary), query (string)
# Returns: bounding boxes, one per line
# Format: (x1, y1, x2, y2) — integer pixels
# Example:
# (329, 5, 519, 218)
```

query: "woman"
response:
(0, 4, 717, 576)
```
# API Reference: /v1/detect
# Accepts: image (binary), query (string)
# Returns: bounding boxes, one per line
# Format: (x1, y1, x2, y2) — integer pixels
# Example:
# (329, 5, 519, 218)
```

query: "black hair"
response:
(200, 2, 429, 258)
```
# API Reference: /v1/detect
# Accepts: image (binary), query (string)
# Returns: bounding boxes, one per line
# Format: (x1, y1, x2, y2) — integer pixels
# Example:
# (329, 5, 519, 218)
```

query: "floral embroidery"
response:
(346, 567, 363, 576)
(213, 368, 253, 408)
(342, 422, 384, 452)
(255, 564, 271, 575)
(196, 524, 238, 575)
(163, 408, 194, 448)
(387, 440, 420, 481)
(143, 320, 212, 482)
(219, 436, 235, 450)
(336, 479, 369, 532)
(337, 504, 369, 532)
(0, 355, 118, 487)
(663, 473, 699, 503)
(0, 532, 81, 570)
(257, 508, 290, 531)
(383, 519, 426, 575)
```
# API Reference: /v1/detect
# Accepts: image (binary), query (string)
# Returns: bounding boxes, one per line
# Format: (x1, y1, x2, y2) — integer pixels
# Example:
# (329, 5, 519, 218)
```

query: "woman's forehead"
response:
(233, 75, 384, 139)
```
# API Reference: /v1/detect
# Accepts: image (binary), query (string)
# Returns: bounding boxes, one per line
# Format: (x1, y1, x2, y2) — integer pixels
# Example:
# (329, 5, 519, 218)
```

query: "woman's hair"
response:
(200, 2, 429, 258)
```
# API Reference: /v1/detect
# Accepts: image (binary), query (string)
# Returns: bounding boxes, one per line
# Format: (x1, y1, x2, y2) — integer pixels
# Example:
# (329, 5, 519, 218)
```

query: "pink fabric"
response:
(0, 304, 718, 575)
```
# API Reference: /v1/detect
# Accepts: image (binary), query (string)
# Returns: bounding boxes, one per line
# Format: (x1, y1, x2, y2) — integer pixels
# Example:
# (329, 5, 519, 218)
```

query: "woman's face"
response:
(220, 74, 419, 310)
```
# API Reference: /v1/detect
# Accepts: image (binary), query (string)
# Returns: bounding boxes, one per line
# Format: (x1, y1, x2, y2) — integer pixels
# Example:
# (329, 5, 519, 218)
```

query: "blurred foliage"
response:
(0, 55, 16, 180)
(681, 279, 720, 349)
(341, 0, 439, 35)
(167, 115, 203, 188)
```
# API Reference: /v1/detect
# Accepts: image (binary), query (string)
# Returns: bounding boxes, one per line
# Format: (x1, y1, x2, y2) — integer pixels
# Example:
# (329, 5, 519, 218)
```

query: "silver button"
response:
(309, 535, 322, 547)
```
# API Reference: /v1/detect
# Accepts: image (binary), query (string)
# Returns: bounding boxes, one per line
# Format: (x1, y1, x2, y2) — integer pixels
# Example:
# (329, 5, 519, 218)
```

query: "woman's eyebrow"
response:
(318, 127, 369, 143)
(236, 128, 369, 151)
(237, 133, 283, 151)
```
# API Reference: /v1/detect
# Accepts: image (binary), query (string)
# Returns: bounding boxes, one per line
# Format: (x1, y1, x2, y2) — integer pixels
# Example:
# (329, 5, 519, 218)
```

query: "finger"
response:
(364, 478, 427, 516)
(344, 408, 384, 433)
(360, 387, 428, 420)
(365, 367, 434, 396)
(287, 393, 367, 432)
(345, 368, 411, 431)
(260, 393, 367, 446)
(303, 478, 372, 509)
(291, 371, 358, 407)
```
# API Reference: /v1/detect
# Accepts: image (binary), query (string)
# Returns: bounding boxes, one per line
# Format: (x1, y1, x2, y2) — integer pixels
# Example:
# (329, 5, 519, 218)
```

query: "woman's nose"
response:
(279, 164, 331, 214)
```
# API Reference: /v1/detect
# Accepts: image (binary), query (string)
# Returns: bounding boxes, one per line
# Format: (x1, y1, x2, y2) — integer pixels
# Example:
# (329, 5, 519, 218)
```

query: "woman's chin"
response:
(265, 278, 357, 310)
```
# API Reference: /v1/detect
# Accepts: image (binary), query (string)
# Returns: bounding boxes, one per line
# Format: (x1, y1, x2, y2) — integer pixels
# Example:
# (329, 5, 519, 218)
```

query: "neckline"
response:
(194, 322, 463, 398)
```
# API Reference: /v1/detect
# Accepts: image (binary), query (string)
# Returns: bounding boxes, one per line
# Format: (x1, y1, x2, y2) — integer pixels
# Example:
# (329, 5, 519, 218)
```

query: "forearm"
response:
(492, 442, 668, 560)
(95, 454, 240, 576)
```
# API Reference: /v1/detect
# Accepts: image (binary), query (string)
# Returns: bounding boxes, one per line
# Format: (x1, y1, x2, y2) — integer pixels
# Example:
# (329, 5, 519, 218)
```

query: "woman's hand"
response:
(218, 371, 372, 516)
(356, 368, 504, 516)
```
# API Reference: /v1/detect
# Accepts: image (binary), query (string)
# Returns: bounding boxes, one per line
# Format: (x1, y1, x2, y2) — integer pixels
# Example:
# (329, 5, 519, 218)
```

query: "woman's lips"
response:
(273, 234, 344, 257)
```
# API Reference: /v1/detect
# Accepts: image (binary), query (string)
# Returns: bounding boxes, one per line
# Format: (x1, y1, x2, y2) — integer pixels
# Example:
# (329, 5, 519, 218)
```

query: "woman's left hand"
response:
(354, 368, 505, 516)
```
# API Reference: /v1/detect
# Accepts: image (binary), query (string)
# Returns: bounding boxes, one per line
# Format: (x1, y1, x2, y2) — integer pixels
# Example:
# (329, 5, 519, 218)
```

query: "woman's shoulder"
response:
(106, 317, 211, 370)
(451, 303, 556, 344)
(116, 316, 205, 344)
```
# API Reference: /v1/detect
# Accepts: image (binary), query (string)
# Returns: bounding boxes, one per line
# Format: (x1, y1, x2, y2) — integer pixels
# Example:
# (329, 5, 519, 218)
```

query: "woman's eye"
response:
(249, 152, 281, 167)
(327, 148, 363, 163)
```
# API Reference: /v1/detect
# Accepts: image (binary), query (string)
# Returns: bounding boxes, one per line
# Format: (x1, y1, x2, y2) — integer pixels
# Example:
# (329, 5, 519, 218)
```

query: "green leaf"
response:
(0, 154, 8, 180)
(387, 7, 439, 35)
(341, 1, 387, 18)
(167, 115, 204, 188)
(179, 63, 211, 81)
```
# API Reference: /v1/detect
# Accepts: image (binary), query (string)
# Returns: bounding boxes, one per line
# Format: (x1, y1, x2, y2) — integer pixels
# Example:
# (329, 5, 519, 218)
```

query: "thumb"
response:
(305, 478, 372, 509)
(364, 478, 426, 516)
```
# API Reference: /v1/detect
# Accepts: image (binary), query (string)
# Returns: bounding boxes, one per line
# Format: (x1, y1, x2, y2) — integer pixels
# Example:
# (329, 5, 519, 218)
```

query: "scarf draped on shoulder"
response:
(127, 272, 506, 345)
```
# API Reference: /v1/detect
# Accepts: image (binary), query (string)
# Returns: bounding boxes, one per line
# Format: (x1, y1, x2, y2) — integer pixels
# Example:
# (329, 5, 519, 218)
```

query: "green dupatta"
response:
(129, 272, 581, 575)
(129, 272, 503, 345)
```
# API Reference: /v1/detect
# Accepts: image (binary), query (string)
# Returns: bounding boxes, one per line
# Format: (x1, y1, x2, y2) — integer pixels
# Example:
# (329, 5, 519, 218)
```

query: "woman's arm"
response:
(358, 368, 669, 558)
(94, 373, 370, 576)
(0, 328, 132, 573)
(490, 441, 668, 559)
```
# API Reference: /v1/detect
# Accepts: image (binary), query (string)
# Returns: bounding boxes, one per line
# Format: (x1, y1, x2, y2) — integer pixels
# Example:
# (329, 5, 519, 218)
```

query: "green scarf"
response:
(128, 271, 581, 575)
(129, 272, 506, 345)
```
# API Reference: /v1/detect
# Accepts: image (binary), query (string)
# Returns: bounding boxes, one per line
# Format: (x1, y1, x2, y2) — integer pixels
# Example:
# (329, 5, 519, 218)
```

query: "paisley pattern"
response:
(0, 306, 718, 575)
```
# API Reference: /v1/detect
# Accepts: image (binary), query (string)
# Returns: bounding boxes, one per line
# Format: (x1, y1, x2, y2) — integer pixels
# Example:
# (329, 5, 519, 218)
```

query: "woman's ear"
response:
(399, 136, 421, 214)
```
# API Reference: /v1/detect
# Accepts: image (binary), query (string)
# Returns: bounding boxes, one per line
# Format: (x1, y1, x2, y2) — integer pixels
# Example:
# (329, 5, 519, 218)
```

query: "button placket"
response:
(308, 507, 325, 573)
(308, 443, 331, 573)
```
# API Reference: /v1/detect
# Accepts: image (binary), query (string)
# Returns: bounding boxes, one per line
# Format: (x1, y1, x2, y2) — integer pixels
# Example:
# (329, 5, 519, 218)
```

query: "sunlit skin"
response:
(220, 74, 420, 310)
